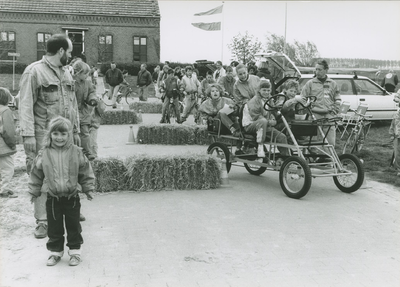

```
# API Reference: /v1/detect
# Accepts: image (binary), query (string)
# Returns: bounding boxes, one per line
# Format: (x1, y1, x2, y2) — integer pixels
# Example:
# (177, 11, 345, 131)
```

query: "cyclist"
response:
(159, 68, 181, 124)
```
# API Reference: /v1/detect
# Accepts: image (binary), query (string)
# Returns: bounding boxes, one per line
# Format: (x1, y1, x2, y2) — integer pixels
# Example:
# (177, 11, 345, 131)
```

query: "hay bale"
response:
(129, 101, 162, 113)
(137, 124, 197, 145)
(91, 157, 128, 192)
(101, 110, 142, 125)
(124, 154, 220, 191)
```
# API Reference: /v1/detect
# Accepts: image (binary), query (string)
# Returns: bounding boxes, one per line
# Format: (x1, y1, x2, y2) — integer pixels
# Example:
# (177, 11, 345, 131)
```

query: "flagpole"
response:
(221, 1, 224, 62)
(284, 2, 287, 55)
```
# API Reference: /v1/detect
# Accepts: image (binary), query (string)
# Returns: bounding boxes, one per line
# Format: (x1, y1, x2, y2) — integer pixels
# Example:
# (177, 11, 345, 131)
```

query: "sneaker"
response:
(47, 255, 61, 266)
(79, 214, 86, 222)
(87, 154, 96, 161)
(69, 255, 82, 266)
(34, 223, 48, 239)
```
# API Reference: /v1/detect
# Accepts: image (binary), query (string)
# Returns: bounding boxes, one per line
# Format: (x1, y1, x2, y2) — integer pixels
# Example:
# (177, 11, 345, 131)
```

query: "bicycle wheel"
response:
(125, 89, 136, 106)
(101, 91, 113, 106)
(207, 142, 232, 173)
(333, 154, 364, 193)
(279, 156, 312, 199)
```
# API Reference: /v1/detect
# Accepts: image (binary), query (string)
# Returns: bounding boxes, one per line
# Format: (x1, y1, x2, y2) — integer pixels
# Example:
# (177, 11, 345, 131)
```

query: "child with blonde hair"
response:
(0, 87, 17, 198)
(242, 80, 290, 158)
(29, 116, 95, 266)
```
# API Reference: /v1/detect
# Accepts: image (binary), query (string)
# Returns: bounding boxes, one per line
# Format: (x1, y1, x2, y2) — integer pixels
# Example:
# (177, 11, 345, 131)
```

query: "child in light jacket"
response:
(0, 87, 17, 198)
(242, 80, 290, 158)
(29, 116, 95, 267)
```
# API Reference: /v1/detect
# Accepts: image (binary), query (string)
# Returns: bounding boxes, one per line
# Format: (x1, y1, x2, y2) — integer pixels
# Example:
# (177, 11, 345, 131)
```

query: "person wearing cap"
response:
(242, 80, 290, 159)
(381, 69, 399, 93)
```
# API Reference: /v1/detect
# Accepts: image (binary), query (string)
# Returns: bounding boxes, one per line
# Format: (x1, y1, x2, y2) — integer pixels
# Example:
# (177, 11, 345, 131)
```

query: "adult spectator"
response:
(381, 70, 399, 92)
(218, 66, 236, 99)
(233, 63, 261, 105)
(137, 63, 152, 101)
(18, 34, 80, 238)
(105, 61, 123, 108)
(213, 61, 226, 82)
(256, 61, 276, 95)
(300, 59, 341, 151)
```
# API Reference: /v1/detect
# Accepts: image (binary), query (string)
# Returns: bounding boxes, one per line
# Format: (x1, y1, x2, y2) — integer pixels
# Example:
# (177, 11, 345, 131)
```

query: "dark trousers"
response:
(46, 196, 83, 252)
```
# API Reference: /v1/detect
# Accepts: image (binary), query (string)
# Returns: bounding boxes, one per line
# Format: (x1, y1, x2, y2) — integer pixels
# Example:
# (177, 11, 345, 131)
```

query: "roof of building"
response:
(0, 0, 160, 18)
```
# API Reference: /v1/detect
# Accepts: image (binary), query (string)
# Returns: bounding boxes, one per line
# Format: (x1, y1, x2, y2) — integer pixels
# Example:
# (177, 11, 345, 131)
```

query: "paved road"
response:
(1, 113, 399, 287)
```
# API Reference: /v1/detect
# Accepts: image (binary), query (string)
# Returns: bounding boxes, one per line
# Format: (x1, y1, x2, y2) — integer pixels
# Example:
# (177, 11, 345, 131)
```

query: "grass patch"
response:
(336, 121, 400, 187)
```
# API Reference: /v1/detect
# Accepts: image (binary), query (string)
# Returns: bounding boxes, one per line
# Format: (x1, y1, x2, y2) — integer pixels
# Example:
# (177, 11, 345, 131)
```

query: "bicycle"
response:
(101, 84, 137, 106)
(342, 109, 372, 154)
(164, 96, 184, 124)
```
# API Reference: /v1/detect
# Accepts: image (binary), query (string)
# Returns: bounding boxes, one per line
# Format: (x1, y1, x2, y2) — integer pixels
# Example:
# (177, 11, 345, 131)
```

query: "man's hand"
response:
(23, 136, 36, 153)
(73, 133, 81, 146)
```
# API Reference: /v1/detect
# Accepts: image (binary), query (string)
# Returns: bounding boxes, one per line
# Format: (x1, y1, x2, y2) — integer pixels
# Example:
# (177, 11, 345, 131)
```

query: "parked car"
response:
(298, 74, 397, 120)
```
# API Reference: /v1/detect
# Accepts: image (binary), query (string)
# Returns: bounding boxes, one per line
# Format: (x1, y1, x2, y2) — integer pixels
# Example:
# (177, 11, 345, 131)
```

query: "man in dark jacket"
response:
(137, 63, 152, 101)
(105, 61, 124, 108)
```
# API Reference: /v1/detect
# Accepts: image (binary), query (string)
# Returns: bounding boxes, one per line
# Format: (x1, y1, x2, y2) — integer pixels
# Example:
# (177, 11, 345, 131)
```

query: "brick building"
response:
(0, 0, 160, 66)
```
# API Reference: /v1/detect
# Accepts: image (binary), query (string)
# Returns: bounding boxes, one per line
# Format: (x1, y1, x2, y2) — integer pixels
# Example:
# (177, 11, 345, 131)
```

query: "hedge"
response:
(91, 154, 221, 192)
(136, 123, 238, 145)
(137, 124, 212, 145)
(101, 109, 142, 125)
(129, 101, 163, 114)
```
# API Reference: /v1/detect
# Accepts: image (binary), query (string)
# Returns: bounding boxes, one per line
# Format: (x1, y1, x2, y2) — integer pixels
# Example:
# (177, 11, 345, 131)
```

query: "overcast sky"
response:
(158, 1, 400, 64)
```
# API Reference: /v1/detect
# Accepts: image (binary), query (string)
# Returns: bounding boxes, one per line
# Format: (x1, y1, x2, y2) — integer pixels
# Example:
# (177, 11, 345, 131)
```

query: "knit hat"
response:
(259, 79, 271, 90)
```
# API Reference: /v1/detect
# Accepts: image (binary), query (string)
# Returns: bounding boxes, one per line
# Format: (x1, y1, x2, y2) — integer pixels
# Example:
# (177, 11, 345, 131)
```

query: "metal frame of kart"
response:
(207, 95, 365, 199)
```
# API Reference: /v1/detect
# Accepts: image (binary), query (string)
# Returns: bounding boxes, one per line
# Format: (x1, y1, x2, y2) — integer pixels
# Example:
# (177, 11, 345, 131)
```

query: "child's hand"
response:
(85, 192, 94, 201)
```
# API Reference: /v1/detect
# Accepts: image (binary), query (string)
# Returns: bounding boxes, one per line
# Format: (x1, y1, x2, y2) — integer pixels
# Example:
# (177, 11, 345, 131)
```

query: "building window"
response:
(37, 33, 52, 61)
(133, 36, 147, 62)
(98, 35, 113, 63)
(0, 31, 16, 61)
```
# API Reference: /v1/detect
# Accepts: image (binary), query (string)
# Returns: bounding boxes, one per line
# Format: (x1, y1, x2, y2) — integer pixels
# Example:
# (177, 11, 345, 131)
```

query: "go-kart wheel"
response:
(207, 142, 231, 173)
(333, 154, 364, 193)
(279, 156, 312, 199)
(244, 158, 267, 175)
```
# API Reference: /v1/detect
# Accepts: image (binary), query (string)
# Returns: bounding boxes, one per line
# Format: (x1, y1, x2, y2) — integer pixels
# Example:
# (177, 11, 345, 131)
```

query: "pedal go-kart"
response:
(206, 94, 365, 199)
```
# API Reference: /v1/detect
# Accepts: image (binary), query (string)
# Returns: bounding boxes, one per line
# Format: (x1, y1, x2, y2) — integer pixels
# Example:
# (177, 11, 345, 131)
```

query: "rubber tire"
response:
(333, 153, 364, 193)
(244, 159, 267, 175)
(279, 156, 312, 199)
(207, 142, 232, 173)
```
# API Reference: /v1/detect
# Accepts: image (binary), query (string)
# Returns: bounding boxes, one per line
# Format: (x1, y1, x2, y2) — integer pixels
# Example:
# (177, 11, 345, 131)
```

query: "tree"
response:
(228, 31, 262, 64)
(293, 40, 319, 67)
(265, 33, 296, 62)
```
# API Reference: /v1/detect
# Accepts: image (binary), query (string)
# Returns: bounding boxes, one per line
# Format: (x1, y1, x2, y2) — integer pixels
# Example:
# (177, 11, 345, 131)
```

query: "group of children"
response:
(196, 77, 304, 159)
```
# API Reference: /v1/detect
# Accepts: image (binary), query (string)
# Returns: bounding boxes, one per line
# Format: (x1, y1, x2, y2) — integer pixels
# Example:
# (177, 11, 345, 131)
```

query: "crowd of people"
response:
(0, 33, 399, 268)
